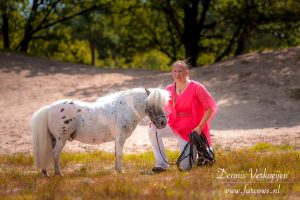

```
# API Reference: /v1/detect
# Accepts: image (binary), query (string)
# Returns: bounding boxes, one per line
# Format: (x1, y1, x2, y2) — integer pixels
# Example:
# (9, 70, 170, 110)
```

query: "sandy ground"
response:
(0, 47, 299, 154)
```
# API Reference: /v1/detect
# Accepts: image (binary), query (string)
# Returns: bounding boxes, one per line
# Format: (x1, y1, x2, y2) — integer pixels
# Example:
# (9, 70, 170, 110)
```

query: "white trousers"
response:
(148, 124, 196, 170)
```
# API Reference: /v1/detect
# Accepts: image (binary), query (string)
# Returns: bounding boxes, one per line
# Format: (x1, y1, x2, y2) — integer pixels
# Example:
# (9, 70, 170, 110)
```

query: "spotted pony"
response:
(31, 88, 169, 177)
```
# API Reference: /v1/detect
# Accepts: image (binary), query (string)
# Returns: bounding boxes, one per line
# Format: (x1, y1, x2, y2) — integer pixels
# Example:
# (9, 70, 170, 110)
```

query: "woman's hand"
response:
(193, 107, 214, 135)
(193, 125, 203, 135)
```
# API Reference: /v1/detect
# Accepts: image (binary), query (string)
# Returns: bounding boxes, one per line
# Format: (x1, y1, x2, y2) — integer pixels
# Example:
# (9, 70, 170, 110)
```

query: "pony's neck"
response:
(135, 90, 149, 120)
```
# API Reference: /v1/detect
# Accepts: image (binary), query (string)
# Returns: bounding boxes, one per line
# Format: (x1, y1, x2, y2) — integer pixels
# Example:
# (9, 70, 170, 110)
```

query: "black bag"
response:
(176, 131, 215, 170)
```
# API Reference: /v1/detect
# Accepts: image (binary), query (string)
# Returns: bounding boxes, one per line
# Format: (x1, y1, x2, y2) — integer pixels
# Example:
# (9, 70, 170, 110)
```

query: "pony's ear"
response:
(145, 88, 150, 96)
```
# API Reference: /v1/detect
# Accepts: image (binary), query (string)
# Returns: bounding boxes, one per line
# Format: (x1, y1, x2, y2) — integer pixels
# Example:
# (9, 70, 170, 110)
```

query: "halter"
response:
(144, 88, 165, 120)
(153, 114, 165, 119)
(145, 106, 165, 122)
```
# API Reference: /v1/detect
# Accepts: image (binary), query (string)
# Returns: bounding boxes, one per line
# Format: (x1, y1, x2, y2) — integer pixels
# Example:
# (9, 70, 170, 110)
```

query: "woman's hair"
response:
(171, 60, 190, 107)
(171, 60, 190, 70)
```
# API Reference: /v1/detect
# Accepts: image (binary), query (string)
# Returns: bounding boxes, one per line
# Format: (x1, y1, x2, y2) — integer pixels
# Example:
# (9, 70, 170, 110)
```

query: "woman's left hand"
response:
(193, 126, 203, 135)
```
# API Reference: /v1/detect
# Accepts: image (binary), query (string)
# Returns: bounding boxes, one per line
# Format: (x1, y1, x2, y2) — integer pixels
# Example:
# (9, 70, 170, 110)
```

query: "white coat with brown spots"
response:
(31, 88, 169, 176)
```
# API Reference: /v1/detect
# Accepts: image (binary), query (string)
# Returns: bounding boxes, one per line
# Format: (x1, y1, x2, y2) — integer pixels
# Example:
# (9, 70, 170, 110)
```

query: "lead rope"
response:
(155, 129, 215, 170)
(155, 129, 192, 170)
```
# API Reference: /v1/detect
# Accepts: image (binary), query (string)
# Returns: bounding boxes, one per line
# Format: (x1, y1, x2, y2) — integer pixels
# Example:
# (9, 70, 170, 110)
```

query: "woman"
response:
(148, 60, 218, 172)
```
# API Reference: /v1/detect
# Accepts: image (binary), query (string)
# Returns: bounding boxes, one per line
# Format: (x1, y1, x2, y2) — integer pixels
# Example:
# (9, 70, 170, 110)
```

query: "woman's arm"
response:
(193, 107, 214, 134)
(194, 83, 218, 134)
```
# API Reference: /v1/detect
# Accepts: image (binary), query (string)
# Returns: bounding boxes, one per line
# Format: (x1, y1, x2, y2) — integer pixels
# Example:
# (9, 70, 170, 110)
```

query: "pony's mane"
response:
(96, 91, 123, 103)
(96, 88, 169, 109)
(146, 88, 170, 109)
(96, 88, 143, 103)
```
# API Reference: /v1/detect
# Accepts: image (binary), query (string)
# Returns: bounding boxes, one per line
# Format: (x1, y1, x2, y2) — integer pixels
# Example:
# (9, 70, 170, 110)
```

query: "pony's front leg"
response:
(115, 135, 126, 173)
(53, 138, 67, 176)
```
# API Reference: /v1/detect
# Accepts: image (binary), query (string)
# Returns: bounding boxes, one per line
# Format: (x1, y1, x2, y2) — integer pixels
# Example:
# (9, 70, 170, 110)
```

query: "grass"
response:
(0, 143, 299, 200)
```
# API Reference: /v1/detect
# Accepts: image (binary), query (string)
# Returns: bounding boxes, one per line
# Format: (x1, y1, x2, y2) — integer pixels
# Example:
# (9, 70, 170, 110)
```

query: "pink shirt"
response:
(165, 80, 218, 145)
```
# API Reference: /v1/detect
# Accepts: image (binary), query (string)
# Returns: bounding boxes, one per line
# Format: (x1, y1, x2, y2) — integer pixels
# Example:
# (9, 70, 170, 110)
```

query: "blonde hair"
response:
(171, 60, 190, 70)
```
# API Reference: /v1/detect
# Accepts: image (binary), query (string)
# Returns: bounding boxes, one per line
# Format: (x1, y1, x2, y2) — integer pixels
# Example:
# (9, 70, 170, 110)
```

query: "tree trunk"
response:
(235, 26, 252, 56)
(1, 1, 10, 49)
(18, 21, 34, 52)
(182, 0, 210, 67)
(17, 0, 39, 52)
(19, 33, 32, 52)
(183, 1, 200, 67)
(90, 41, 95, 66)
(215, 25, 242, 62)
(235, 0, 254, 56)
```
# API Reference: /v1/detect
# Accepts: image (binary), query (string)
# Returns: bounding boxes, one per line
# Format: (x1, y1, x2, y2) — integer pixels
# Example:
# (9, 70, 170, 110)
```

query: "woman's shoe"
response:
(152, 166, 167, 173)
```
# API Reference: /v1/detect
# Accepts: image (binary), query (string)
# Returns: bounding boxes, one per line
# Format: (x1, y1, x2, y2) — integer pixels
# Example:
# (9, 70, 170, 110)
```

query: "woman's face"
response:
(171, 63, 188, 82)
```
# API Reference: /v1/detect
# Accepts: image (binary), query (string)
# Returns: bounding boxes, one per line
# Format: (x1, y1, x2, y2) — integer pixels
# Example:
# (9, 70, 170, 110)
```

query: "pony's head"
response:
(145, 88, 169, 129)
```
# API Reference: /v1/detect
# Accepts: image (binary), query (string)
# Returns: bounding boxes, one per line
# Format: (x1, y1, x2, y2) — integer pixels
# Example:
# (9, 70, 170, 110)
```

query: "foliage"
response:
(1, 0, 300, 69)
(28, 26, 91, 64)
(131, 50, 171, 71)
(214, 0, 300, 57)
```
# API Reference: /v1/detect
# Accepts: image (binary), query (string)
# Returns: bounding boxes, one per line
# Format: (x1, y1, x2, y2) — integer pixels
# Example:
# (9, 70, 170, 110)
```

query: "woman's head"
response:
(171, 60, 189, 82)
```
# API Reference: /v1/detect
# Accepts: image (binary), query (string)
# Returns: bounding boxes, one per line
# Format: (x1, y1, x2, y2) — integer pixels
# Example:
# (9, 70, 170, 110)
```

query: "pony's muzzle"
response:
(161, 118, 167, 126)
(156, 118, 167, 129)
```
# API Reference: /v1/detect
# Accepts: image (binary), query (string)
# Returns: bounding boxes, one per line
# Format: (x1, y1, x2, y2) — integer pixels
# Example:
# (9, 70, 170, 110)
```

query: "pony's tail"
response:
(31, 105, 53, 170)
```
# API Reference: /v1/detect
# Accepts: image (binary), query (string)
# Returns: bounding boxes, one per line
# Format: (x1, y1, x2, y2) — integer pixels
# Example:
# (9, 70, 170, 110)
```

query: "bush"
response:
(131, 50, 171, 71)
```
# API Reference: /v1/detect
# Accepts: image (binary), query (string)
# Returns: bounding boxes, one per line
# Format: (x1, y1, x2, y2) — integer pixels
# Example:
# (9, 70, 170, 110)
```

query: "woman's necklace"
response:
(176, 81, 189, 95)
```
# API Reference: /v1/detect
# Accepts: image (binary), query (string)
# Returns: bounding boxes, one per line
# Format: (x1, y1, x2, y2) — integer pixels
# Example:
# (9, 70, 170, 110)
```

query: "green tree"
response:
(215, 0, 300, 61)
(125, 0, 300, 66)
(2, 0, 300, 69)
(10, 0, 110, 52)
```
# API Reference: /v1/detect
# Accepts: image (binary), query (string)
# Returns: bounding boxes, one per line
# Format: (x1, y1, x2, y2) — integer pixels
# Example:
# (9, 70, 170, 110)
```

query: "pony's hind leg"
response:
(52, 137, 67, 176)
(40, 134, 56, 177)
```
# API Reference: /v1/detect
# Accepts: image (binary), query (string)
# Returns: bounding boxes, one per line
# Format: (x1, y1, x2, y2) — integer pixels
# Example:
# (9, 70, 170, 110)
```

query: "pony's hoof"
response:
(41, 169, 50, 178)
(115, 169, 124, 174)
(55, 172, 64, 177)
